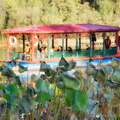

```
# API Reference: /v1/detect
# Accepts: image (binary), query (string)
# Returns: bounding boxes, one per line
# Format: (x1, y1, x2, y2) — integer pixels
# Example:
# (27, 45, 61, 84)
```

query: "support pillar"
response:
(65, 34, 68, 50)
(115, 31, 119, 55)
(79, 33, 81, 50)
(90, 32, 93, 61)
(103, 32, 106, 56)
(52, 34, 54, 48)
(48, 34, 51, 59)
(62, 34, 64, 57)
(22, 35, 25, 52)
(76, 33, 79, 57)
(30, 34, 34, 61)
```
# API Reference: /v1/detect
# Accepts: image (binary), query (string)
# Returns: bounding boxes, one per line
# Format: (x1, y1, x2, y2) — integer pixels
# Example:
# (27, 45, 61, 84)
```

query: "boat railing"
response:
(7, 47, 117, 61)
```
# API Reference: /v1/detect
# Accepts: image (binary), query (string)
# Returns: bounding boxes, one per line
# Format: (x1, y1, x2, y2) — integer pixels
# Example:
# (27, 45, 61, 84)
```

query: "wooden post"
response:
(6, 34, 10, 60)
(52, 34, 54, 48)
(90, 32, 92, 60)
(48, 34, 50, 59)
(79, 33, 81, 50)
(103, 32, 106, 56)
(65, 34, 68, 50)
(76, 33, 79, 57)
(62, 34, 64, 57)
(30, 34, 34, 61)
(115, 31, 119, 55)
(22, 35, 25, 52)
(76, 33, 79, 50)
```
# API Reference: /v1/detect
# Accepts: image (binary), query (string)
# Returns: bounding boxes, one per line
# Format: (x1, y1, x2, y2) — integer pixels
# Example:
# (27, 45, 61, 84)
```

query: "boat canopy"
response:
(1, 23, 120, 62)
(2, 23, 120, 34)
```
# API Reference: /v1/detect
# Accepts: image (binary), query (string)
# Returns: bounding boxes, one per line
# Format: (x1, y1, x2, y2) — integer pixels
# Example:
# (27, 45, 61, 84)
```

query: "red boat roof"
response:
(2, 23, 120, 34)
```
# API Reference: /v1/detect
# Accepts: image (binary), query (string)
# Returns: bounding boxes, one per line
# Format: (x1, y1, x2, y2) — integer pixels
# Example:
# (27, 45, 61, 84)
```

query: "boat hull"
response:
(5, 55, 120, 68)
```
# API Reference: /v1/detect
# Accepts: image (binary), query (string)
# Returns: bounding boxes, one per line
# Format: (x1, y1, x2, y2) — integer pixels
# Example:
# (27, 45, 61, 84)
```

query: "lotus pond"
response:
(0, 57, 120, 120)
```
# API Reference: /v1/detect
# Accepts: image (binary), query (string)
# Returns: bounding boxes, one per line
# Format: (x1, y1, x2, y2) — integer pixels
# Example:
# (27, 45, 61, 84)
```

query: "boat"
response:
(1, 23, 120, 68)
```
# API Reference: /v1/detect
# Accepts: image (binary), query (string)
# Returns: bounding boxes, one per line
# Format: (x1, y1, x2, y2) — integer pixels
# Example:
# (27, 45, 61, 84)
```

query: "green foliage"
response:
(18, 64, 28, 73)
(35, 79, 53, 103)
(64, 89, 87, 111)
(0, 0, 120, 31)
(0, 57, 120, 119)
(111, 70, 120, 83)
(61, 72, 80, 90)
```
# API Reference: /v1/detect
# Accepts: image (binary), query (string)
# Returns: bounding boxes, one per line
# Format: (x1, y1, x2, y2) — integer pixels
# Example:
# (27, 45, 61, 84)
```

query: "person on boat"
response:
(86, 45, 90, 50)
(19, 44, 30, 60)
(115, 36, 120, 50)
(68, 46, 72, 52)
(24, 44, 30, 54)
(50, 46, 55, 57)
(50, 46, 55, 53)
(44, 46, 47, 58)
(57, 46, 62, 51)
(92, 33, 96, 50)
(105, 36, 111, 49)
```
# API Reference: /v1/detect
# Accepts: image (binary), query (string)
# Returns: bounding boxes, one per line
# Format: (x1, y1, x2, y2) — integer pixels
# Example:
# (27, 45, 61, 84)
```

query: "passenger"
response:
(44, 46, 47, 58)
(40, 47, 45, 58)
(50, 46, 55, 57)
(50, 46, 55, 53)
(105, 36, 111, 49)
(86, 45, 90, 50)
(92, 33, 96, 50)
(20, 44, 30, 60)
(57, 46, 62, 51)
(68, 46, 72, 52)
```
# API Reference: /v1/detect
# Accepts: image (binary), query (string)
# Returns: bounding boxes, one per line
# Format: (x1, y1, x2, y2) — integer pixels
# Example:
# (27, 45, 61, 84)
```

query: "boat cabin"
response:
(1, 23, 120, 63)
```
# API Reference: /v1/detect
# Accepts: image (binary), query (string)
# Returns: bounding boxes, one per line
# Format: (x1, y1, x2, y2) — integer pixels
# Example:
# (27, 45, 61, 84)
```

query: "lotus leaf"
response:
(56, 66, 68, 72)
(35, 79, 53, 103)
(86, 99, 99, 113)
(1, 65, 16, 77)
(103, 79, 119, 88)
(27, 85, 38, 97)
(61, 72, 80, 90)
(64, 89, 74, 106)
(97, 61, 104, 67)
(86, 63, 97, 76)
(14, 76, 22, 87)
(31, 74, 39, 82)
(5, 94, 17, 109)
(64, 89, 87, 111)
(45, 69, 56, 76)
(111, 70, 120, 83)
(56, 82, 65, 89)
(3, 84, 18, 110)
(95, 69, 106, 83)
(40, 61, 51, 72)
(48, 76, 56, 84)
(59, 57, 69, 66)
(19, 95, 31, 113)
(111, 57, 120, 70)
(68, 60, 76, 70)
(72, 90, 87, 111)
(18, 64, 28, 73)
(4, 84, 18, 94)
